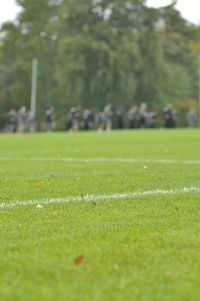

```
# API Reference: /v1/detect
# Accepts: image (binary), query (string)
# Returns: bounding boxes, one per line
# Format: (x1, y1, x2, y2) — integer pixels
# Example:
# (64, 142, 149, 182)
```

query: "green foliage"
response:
(0, 0, 199, 127)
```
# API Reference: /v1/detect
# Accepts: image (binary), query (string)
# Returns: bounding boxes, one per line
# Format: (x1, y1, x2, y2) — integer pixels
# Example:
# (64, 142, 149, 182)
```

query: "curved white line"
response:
(1, 186, 200, 209)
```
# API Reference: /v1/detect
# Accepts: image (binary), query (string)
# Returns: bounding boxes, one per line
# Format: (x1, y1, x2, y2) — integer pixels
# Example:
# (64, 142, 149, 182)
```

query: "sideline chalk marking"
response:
(0, 157, 200, 164)
(1, 186, 200, 209)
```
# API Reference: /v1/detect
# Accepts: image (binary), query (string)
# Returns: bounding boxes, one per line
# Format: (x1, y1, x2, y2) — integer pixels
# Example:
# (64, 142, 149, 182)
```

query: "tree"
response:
(0, 0, 200, 129)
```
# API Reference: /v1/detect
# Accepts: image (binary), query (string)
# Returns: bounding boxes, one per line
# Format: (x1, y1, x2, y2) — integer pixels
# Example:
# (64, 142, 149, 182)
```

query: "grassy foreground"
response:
(0, 129, 200, 301)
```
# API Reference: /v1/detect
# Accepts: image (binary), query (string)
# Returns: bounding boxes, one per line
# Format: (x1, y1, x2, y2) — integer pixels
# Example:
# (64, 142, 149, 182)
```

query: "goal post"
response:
(30, 58, 38, 132)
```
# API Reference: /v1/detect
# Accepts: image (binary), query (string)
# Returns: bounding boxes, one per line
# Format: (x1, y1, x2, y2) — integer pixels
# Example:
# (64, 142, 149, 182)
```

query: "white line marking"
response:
(1, 186, 200, 209)
(31, 157, 178, 164)
(0, 157, 200, 164)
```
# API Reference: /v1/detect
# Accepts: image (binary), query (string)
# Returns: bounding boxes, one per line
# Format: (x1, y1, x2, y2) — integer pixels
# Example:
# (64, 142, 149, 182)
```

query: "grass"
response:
(0, 129, 200, 301)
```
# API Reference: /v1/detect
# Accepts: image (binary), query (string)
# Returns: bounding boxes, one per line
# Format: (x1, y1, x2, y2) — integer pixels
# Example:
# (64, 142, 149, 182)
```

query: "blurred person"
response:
(70, 106, 81, 132)
(139, 103, 148, 128)
(163, 104, 176, 128)
(66, 110, 72, 130)
(116, 107, 125, 129)
(188, 108, 195, 128)
(7, 109, 17, 133)
(104, 103, 113, 131)
(89, 109, 96, 129)
(147, 111, 157, 128)
(128, 105, 137, 129)
(17, 106, 27, 133)
(98, 112, 105, 132)
(83, 109, 93, 130)
(163, 105, 171, 128)
(46, 106, 55, 132)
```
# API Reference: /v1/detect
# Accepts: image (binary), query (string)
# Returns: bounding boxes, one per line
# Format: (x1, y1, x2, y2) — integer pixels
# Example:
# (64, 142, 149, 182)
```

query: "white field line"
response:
(0, 157, 200, 165)
(1, 186, 200, 209)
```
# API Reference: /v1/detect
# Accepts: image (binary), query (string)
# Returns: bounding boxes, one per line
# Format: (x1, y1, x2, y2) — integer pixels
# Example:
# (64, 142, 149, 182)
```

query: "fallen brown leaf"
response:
(74, 254, 84, 265)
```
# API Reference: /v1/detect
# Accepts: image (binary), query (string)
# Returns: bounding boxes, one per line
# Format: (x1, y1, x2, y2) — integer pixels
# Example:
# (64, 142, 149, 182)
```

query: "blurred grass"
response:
(0, 129, 200, 301)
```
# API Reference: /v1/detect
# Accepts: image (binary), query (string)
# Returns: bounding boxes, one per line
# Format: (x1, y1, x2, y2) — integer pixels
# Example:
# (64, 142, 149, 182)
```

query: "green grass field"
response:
(0, 129, 200, 301)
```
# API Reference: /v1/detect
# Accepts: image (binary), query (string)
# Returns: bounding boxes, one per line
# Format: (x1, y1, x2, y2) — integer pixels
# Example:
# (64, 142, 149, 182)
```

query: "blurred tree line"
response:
(0, 0, 200, 128)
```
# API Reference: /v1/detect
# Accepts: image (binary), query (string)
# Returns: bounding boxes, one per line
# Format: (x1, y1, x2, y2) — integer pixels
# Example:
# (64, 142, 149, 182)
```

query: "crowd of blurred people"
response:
(5, 103, 196, 133)
(7, 106, 34, 133)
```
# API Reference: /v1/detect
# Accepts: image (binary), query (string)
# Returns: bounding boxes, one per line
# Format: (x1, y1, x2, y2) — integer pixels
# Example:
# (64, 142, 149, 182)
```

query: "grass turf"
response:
(0, 129, 200, 300)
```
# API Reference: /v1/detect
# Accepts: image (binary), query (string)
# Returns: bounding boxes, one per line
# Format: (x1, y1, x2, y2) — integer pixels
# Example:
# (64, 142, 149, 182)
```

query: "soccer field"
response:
(0, 129, 200, 301)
